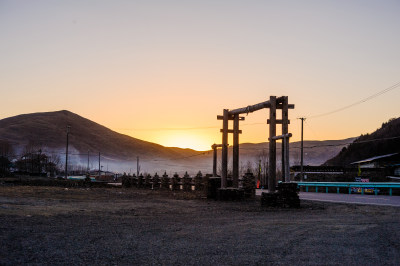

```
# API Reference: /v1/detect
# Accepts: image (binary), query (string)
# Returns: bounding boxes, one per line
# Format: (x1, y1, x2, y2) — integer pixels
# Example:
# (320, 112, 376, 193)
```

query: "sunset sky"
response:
(1, 0, 399, 151)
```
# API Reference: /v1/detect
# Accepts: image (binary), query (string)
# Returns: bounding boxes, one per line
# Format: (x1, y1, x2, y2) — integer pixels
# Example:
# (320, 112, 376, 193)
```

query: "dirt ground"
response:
(1, 185, 399, 265)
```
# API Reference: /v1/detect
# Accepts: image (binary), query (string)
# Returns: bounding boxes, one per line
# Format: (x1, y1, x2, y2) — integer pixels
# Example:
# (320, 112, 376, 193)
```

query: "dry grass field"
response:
(1, 185, 399, 265)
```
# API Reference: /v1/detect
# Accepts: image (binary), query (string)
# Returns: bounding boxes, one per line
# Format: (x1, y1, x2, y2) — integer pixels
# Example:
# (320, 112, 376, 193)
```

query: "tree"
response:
(45, 153, 61, 177)
(0, 156, 11, 177)
(256, 150, 269, 187)
(0, 140, 13, 177)
(14, 145, 61, 177)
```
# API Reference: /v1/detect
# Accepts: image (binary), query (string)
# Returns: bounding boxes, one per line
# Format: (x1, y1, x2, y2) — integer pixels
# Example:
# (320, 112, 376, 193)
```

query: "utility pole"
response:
(98, 152, 101, 179)
(298, 117, 306, 181)
(136, 156, 140, 177)
(65, 125, 71, 179)
(87, 151, 90, 173)
(258, 159, 261, 188)
(38, 149, 42, 175)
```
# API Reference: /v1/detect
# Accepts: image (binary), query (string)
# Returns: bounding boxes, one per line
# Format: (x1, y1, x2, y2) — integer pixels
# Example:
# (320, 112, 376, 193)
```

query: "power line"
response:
(239, 135, 400, 151)
(117, 122, 268, 132)
(304, 119, 321, 140)
(307, 81, 400, 119)
(121, 81, 400, 132)
(152, 151, 210, 162)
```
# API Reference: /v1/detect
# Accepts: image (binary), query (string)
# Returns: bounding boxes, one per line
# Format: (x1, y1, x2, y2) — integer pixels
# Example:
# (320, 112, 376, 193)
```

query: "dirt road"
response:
(1, 186, 399, 265)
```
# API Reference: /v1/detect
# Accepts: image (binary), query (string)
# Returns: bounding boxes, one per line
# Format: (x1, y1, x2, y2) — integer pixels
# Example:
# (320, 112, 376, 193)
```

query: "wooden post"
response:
(282, 96, 290, 182)
(212, 144, 222, 177)
(212, 144, 218, 177)
(221, 109, 229, 188)
(233, 114, 239, 188)
(271, 133, 292, 183)
(282, 137, 286, 182)
(284, 137, 290, 182)
(268, 96, 276, 192)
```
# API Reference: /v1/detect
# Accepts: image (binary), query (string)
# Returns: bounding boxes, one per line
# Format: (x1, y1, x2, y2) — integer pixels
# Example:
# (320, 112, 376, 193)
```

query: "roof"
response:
(350, 153, 399, 165)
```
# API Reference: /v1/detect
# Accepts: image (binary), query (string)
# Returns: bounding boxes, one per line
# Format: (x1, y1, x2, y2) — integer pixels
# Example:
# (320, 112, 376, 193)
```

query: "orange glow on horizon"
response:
(155, 132, 213, 151)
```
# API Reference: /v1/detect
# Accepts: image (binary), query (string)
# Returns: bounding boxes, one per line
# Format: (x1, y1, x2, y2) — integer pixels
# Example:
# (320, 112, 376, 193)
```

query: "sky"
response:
(1, 0, 399, 151)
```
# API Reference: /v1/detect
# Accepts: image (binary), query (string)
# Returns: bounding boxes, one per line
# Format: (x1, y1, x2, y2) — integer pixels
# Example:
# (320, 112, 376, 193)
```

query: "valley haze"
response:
(0, 110, 354, 175)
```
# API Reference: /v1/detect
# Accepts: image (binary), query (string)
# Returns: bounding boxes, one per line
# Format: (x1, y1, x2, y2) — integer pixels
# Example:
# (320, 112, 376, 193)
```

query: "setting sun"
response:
(157, 132, 213, 151)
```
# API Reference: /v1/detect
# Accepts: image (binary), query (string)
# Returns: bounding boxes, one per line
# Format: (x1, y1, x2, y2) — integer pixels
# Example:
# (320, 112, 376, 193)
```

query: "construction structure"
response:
(217, 96, 294, 192)
(211, 144, 223, 177)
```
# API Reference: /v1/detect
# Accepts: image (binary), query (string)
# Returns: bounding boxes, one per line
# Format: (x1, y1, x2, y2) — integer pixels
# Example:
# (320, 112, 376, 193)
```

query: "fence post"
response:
(171, 173, 180, 191)
(195, 171, 203, 191)
(132, 174, 137, 188)
(153, 173, 160, 190)
(161, 172, 169, 189)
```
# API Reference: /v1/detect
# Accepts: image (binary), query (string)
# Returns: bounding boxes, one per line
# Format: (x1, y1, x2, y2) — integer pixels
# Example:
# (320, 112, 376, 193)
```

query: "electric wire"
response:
(3, 135, 400, 160)
(118, 81, 400, 131)
(118, 122, 267, 132)
(2, 82, 400, 171)
(306, 81, 400, 119)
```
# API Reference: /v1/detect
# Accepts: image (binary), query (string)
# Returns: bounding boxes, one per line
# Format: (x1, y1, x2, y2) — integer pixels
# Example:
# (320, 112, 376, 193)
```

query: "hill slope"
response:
(236, 138, 355, 166)
(0, 110, 199, 161)
(324, 117, 400, 166)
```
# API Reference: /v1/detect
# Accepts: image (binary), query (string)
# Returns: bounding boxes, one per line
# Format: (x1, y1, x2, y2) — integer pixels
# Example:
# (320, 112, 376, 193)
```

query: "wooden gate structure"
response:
(211, 144, 223, 177)
(217, 96, 294, 192)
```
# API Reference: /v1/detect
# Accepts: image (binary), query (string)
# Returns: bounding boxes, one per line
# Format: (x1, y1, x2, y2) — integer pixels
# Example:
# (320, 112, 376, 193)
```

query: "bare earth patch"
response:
(0, 185, 399, 265)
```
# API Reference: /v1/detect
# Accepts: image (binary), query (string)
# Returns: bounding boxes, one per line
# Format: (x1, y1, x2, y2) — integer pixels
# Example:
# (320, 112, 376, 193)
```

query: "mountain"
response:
(324, 117, 400, 166)
(0, 110, 201, 172)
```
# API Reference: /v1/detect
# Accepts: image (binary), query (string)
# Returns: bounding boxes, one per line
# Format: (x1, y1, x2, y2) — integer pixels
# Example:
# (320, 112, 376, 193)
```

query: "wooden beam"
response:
(220, 129, 242, 134)
(211, 144, 223, 149)
(217, 115, 245, 120)
(276, 104, 295, 109)
(270, 133, 292, 141)
(229, 100, 271, 115)
(267, 119, 290, 124)
(228, 100, 294, 115)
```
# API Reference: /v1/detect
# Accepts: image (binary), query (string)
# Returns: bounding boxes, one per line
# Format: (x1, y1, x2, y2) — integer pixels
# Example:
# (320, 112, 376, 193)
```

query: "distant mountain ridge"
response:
(0, 110, 200, 161)
(324, 117, 400, 166)
(235, 138, 355, 166)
